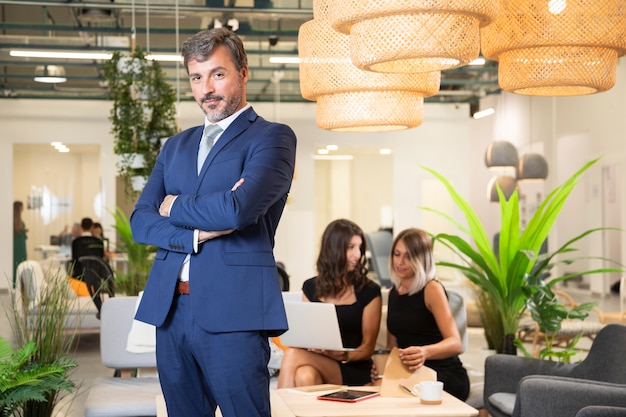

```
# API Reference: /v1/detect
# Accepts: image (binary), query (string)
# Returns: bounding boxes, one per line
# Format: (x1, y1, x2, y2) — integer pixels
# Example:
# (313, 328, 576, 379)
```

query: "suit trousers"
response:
(156, 295, 271, 417)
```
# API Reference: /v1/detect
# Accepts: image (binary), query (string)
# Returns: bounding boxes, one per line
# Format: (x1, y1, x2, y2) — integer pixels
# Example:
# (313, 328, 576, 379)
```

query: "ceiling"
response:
(0, 0, 501, 104)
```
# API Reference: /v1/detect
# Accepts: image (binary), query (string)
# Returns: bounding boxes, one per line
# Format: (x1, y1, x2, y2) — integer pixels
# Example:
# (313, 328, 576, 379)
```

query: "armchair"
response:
(576, 406, 626, 417)
(365, 230, 393, 288)
(484, 324, 626, 417)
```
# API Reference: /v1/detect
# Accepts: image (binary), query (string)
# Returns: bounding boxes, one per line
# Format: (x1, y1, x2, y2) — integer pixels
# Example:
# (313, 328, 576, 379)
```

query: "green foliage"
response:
(514, 273, 598, 362)
(110, 207, 156, 296)
(102, 47, 178, 200)
(421, 158, 622, 353)
(4, 265, 80, 417)
(0, 336, 75, 417)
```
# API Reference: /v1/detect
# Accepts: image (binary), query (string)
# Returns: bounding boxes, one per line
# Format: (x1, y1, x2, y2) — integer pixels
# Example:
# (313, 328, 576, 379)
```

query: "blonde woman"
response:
(376, 228, 469, 401)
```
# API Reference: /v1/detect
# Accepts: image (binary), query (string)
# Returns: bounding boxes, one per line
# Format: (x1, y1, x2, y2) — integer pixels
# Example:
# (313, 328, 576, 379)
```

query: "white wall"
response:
(2, 57, 626, 293)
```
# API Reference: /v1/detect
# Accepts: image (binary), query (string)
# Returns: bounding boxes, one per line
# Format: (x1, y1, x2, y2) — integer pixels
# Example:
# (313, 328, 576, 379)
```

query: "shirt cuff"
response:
(193, 229, 199, 253)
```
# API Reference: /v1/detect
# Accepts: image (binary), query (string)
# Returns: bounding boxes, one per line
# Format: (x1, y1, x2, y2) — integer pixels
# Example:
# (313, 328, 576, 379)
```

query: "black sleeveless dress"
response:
(387, 281, 470, 401)
(302, 277, 381, 385)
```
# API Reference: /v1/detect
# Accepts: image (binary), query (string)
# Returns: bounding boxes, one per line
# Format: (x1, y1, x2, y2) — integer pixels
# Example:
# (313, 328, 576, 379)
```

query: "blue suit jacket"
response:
(130, 107, 296, 336)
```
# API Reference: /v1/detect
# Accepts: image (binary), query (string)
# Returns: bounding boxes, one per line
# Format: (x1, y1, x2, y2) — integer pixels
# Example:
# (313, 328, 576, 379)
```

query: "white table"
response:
(271, 387, 478, 417)
(157, 388, 478, 417)
(34, 244, 61, 259)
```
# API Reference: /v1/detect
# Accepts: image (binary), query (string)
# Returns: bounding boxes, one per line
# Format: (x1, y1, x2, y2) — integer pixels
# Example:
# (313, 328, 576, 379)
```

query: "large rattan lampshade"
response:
(487, 175, 517, 202)
(518, 153, 549, 181)
(298, 2, 441, 131)
(484, 141, 518, 170)
(325, 0, 498, 73)
(481, 0, 626, 96)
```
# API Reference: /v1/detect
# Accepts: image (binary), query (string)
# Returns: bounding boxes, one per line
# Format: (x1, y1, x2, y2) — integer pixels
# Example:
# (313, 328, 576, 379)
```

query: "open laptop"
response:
(280, 301, 356, 351)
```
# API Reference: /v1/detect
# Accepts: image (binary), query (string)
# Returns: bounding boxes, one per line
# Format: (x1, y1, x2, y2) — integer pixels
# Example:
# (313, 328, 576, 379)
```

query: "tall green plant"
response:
(6, 265, 80, 417)
(422, 158, 622, 353)
(111, 207, 156, 296)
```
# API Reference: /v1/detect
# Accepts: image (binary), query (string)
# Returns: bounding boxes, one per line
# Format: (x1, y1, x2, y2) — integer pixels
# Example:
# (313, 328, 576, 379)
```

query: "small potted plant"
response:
(6, 265, 81, 417)
(110, 207, 156, 296)
(0, 336, 76, 417)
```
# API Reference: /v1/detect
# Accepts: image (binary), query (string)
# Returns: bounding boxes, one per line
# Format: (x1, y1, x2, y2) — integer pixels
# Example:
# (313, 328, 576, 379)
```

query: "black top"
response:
(302, 277, 381, 385)
(387, 280, 470, 400)
(302, 278, 381, 349)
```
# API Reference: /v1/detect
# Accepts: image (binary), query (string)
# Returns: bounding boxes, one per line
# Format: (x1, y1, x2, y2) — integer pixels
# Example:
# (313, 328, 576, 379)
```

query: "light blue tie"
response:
(197, 124, 223, 175)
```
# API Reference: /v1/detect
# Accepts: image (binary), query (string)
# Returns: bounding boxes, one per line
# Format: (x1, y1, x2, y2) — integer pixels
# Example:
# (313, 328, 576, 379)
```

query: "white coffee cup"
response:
(413, 381, 443, 405)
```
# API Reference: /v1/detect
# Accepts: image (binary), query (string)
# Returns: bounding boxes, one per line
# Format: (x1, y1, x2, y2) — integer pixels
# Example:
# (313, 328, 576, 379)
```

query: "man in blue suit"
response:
(130, 28, 297, 417)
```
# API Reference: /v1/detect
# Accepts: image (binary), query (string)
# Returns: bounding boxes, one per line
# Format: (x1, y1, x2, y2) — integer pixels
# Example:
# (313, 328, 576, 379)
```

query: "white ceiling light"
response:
(312, 154, 354, 160)
(13, 50, 112, 60)
(12, 50, 181, 62)
(269, 56, 302, 64)
(473, 107, 495, 119)
(34, 65, 67, 83)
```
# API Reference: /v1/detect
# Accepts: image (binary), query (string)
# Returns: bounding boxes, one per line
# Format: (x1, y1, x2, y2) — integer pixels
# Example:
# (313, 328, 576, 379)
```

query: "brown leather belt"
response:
(176, 281, 190, 295)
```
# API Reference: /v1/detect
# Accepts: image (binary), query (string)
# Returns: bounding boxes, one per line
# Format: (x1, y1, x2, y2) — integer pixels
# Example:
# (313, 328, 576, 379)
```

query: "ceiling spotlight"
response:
(269, 35, 279, 47)
(34, 65, 67, 83)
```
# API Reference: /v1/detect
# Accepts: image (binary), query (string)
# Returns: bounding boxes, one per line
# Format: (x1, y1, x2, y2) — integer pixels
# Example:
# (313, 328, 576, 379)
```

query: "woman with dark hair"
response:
(13, 201, 27, 287)
(373, 228, 469, 401)
(278, 218, 382, 387)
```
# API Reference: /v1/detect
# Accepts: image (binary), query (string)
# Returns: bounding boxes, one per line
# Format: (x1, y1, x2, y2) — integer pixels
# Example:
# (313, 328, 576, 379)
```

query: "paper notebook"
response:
(380, 347, 437, 397)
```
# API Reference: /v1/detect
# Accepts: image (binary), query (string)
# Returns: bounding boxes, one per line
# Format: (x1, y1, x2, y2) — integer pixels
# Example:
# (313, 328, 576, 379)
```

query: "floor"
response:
(0, 285, 622, 417)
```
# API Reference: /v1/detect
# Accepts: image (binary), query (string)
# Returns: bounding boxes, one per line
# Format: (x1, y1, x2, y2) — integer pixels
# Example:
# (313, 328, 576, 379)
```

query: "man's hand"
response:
(198, 229, 235, 242)
(231, 178, 244, 191)
(159, 195, 177, 217)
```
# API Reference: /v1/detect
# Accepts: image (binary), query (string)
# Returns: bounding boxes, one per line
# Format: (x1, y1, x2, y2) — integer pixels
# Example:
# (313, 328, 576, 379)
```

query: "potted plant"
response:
(6, 265, 81, 417)
(517, 272, 598, 362)
(0, 336, 76, 417)
(422, 158, 622, 353)
(110, 207, 156, 296)
(102, 47, 178, 199)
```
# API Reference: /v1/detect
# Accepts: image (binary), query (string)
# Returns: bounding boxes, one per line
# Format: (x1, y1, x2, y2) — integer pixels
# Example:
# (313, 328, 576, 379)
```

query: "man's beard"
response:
(201, 88, 243, 122)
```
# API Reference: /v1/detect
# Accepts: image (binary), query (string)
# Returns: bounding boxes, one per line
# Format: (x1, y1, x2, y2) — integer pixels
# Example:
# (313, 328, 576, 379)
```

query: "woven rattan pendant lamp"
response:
(325, 0, 499, 73)
(481, 0, 626, 96)
(298, 0, 441, 131)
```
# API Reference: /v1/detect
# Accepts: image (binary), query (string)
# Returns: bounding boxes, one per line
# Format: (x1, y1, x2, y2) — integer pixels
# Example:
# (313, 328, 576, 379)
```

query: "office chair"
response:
(76, 255, 115, 317)
(365, 230, 394, 288)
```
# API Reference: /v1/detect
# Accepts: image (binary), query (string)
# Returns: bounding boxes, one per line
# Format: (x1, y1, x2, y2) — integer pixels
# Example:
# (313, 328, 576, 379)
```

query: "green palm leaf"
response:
(421, 158, 623, 350)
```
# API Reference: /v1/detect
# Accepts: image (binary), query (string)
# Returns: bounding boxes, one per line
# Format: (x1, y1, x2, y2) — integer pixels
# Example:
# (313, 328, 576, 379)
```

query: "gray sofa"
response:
(484, 323, 626, 417)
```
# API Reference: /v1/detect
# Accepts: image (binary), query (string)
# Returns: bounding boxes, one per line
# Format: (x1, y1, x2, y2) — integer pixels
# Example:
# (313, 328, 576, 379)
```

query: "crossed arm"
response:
(158, 178, 245, 242)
